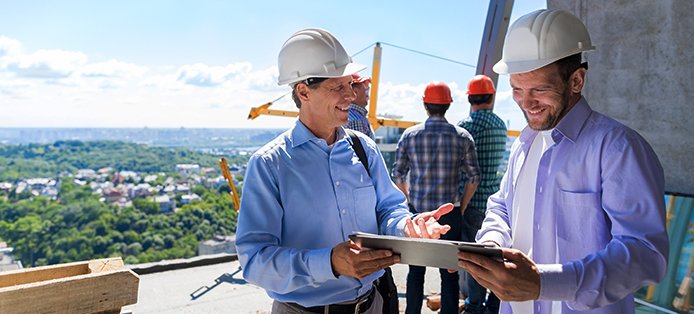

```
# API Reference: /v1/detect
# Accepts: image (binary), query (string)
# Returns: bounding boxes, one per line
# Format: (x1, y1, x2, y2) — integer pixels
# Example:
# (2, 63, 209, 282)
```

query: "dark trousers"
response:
(405, 206, 462, 314)
(461, 208, 499, 314)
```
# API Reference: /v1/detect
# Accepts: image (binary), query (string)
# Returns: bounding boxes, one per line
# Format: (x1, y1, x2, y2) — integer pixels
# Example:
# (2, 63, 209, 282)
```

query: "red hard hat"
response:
(423, 81, 453, 105)
(352, 73, 371, 84)
(466, 75, 496, 95)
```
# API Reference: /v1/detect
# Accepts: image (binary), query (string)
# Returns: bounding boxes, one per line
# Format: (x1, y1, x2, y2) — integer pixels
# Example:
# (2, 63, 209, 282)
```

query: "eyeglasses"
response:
(303, 77, 355, 95)
(322, 81, 355, 94)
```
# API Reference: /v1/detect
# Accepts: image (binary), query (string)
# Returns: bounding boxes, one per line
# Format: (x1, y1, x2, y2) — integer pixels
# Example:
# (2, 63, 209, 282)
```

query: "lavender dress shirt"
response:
(477, 97, 669, 313)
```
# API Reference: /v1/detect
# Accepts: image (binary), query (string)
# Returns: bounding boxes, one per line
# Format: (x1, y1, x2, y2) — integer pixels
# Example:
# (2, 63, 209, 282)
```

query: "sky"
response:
(0, 1, 545, 130)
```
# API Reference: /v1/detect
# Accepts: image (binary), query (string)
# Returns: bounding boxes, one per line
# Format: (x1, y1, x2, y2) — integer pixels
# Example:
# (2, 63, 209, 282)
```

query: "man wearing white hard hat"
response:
(236, 28, 453, 314)
(456, 9, 668, 314)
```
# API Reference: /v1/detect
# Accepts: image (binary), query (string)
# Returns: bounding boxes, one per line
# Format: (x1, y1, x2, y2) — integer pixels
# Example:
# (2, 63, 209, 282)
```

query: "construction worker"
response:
(235, 28, 453, 314)
(457, 75, 505, 314)
(456, 9, 668, 314)
(392, 81, 481, 314)
(346, 73, 376, 139)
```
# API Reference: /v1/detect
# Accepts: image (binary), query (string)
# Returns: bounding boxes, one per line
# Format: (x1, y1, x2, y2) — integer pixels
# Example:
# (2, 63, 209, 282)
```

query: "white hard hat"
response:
(277, 28, 365, 86)
(493, 9, 595, 74)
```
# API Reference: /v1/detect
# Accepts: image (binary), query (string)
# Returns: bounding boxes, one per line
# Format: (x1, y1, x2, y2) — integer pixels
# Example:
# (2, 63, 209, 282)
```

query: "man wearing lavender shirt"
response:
(457, 9, 668, 314)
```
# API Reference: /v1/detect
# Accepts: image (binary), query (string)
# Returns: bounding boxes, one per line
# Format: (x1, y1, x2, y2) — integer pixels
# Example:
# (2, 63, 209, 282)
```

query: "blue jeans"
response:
(405, 206, 462, 314)
(461, 208, 499, 314)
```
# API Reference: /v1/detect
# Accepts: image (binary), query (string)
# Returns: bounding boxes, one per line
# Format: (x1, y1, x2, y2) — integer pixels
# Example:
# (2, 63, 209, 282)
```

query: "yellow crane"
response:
(219, 158, 241, 213)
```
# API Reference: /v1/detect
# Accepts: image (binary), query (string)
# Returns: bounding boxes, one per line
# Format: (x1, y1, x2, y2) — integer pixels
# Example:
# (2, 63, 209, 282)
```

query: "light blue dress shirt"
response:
(236, 120, 411, 307)
(478, 98, 669, 313)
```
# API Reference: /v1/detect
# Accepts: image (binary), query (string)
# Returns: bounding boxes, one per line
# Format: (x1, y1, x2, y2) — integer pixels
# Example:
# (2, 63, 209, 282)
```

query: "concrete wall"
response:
(547, 0, 694, 195)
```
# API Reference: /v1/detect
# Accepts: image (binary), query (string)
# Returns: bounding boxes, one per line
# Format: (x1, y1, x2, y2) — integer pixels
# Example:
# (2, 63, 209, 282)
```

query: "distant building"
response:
(175, 184, 190, 194)
(103, 188, 124, 204)
(41, 186, 59, 199)
(76, 169, 97, 179)
(154, 195, 174, 212)
(181, 193, 201, 204)
(176, 164, 200, 177)
(98, 167, 114, 174)
(129, 183, 153, 199)
(207, 176, 227, 190)
(200, 167, 218, 176)
(0, 242, 22, 272)
(199, 235, 236, 256)
(0, 182, 12, 191)
(143, 175, 158, 183)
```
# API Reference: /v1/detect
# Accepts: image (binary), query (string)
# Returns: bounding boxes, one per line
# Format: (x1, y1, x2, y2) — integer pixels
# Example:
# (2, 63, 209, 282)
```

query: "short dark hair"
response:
(468, 94, 493, 106)
(291, 78, 325, 108)
(555, 53, 583, 82)
(424, 103, 450, 116)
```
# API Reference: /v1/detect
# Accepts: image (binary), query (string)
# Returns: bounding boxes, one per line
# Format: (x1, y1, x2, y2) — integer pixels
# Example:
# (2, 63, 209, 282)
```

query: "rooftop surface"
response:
(121, 255, 668, 314)
(123, 257, 443, 313)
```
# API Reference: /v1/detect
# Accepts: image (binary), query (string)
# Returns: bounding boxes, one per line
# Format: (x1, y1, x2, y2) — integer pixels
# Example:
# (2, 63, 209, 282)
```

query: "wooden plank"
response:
(0, 257, 122, 289)
(0, 268, 139, 314)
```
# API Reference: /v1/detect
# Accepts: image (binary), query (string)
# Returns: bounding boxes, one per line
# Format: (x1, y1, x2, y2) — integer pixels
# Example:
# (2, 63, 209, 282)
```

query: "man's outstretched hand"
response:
(404, 203, 453, 239)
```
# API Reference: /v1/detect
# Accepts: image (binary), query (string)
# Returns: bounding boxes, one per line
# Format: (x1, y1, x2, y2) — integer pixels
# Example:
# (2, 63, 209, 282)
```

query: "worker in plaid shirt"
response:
(345, 73, 375, 139)
(392, 81, 481, 314)
(457, 75, 507, 314)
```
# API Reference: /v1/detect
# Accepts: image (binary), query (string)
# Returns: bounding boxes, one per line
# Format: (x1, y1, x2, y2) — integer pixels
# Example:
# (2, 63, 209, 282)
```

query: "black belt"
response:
(289, 287, 376, 314)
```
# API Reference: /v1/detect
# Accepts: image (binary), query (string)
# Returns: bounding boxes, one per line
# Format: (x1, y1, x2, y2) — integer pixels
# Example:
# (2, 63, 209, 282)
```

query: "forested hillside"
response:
(0, 140, 238, 181)
(0, 141, 245, 267)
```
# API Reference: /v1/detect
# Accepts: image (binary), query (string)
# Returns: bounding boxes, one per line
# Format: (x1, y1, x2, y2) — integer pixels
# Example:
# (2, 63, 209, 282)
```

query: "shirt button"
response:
(341, 209, 346, 215)
(536, 224, 540, 231)
(539, 187, 543, 193)
(336, 181, 340, 186)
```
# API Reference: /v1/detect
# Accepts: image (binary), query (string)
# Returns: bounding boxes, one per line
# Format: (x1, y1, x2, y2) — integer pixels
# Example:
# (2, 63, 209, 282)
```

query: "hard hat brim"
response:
(278, 62, 366, 86)
(493, 46, 595, 75)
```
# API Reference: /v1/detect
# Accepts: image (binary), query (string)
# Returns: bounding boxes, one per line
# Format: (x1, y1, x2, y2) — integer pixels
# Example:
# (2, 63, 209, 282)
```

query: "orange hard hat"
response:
(422, 81, 453, 105)
(351, 73, 371, 84)
(466, 75, 496, 95)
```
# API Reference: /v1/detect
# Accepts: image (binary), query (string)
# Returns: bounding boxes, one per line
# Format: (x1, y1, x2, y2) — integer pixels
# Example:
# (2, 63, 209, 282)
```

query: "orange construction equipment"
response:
(219, 158, 241, 213)
(467, 74, 496, 95)
(422, 81, 453, 105)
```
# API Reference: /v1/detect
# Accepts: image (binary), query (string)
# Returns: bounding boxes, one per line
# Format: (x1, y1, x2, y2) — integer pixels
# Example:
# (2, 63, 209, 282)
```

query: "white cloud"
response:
(80, 59, 148, 78)
(175, 62, 252, 87)
(0, 36, 22, 60)
(7, 49, 87, 78)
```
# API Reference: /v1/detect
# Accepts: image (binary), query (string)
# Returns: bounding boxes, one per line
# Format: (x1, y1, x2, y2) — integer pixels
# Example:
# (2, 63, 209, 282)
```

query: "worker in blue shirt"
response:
(236, 28, 453, 314)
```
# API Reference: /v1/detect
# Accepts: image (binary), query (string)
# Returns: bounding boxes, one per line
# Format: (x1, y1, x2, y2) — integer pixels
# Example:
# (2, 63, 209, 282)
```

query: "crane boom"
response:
(219, 158, 241, 213)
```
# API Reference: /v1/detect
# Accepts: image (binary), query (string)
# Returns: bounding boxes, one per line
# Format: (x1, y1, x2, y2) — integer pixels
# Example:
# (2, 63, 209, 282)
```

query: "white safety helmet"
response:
(493, 9, 595, 74)
(277, 28, 366, 86)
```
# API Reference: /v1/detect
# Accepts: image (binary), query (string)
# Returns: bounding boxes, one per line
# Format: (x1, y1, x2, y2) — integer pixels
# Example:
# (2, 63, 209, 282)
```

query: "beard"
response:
(525, 87, 574, 131)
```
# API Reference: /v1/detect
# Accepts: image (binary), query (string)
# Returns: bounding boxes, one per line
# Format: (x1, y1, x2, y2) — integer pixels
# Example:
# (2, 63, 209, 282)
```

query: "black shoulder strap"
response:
(345, 129, 370, 177)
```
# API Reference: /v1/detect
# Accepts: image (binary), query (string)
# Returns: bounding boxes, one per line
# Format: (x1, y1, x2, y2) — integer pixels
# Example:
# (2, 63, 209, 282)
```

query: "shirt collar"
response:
(349, 103, 368, 116)
(289, 119, 347, 148)
(553, 96, 592, 143)
(425, 116, 448, 124)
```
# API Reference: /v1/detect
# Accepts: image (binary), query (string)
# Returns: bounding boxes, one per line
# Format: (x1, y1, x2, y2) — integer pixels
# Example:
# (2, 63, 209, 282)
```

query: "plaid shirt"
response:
(458, 109, 507, 212)
(346, 104, 375, 140)
(392, 116, 480, 213)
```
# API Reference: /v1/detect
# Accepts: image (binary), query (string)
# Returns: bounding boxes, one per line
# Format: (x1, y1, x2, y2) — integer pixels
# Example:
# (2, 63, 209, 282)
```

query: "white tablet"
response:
(349, 232, 503, 270)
